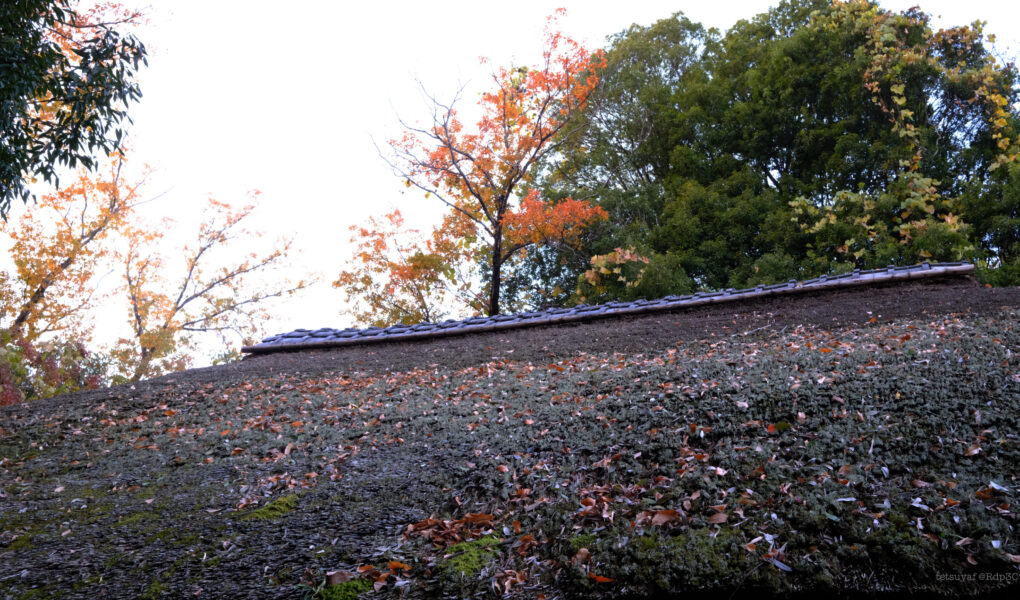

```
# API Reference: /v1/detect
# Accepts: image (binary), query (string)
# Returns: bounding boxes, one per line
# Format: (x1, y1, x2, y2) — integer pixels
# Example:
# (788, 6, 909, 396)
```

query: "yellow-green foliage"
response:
(316, 578, 372, 600)
(8, 534, 33, 551)
(569, 534, 596, 552)
(441, 536, 501, 577)
(242, 494, 297, 520)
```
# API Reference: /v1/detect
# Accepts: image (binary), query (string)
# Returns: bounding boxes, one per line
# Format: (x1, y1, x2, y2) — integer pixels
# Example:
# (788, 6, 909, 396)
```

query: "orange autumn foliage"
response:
(2, 153, 307, 394)
(386, 10, 607, 316)
(503, 189, 607, 248)
(0, 154, 144, 403)
(333, 210, 481, 327)
(115, 194, 307, 382)
(1, 153, 143, 343)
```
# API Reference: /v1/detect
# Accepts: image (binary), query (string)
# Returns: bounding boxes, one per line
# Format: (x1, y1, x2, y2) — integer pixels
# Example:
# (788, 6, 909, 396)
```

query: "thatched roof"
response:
(3, 265, 1018, 600)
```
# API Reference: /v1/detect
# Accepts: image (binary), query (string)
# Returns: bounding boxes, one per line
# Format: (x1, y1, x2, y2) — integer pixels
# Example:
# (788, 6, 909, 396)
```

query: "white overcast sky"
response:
(54, 1, 1020, 347)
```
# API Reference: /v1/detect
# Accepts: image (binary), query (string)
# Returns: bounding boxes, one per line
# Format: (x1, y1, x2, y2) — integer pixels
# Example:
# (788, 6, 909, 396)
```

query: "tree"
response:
(549, 10, 715, 226)
(965, 159, 1020, 284)
(0, 154, 142, 403)
(387, 11, 608, 316)
(1, 157, 308, 396)
(1, 153, 142, 342)
(0, 0, 146, 217)
(114, 196, 307, 382)
(0, 328, 106, 404)
(784, 1, 1015, 270)
(536, 0, 1020, 294)
(333, 210, 480, 327)
(574, 246, 693, 304)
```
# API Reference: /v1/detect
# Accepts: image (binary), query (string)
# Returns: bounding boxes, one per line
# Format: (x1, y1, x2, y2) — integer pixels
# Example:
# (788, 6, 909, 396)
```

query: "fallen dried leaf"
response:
(327, 570, 354, 584)
(651, 509, 683, 527)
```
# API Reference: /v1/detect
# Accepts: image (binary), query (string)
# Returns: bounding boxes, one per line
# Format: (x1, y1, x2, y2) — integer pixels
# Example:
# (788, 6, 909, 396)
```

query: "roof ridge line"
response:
(242, 261, 975, 354)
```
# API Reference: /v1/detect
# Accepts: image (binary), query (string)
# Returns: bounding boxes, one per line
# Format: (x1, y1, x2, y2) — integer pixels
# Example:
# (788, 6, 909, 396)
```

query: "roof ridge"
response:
(242, 261, 975, 354)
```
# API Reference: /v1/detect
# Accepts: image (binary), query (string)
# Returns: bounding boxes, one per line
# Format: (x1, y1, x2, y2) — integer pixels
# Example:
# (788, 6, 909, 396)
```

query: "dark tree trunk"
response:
(11, 256, 73, 334)
(11, 283, 49, 333)
(488, 226, 502, 316)
(130, 348, 153, 383)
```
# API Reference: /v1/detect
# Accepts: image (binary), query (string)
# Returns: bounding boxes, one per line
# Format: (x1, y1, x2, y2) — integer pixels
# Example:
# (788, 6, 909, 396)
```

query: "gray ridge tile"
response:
(243, 262, 975, 354)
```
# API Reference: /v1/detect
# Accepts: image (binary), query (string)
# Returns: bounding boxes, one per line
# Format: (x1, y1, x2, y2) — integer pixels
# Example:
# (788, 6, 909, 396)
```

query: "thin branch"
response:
(374, 136, 494, 238)
(178, 281, 307, 331)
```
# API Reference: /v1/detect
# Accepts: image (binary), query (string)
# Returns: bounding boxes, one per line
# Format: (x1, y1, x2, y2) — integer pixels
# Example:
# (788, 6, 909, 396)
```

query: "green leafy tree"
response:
(963, 138, 1020, 283)
(534, 0, 1020, 297)
(0, 0, 146, 217)
(531, 13, 718, 299)
(784, 1, 1014, 271)
(575, 247, 692, 304)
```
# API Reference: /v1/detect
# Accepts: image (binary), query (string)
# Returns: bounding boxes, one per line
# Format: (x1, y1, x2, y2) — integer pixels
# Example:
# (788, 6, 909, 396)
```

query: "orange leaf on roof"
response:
(651, 509, 683, 527)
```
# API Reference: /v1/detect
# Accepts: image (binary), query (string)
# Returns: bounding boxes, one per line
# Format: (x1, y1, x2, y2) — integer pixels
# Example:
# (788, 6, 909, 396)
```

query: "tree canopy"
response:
(1, 157, 307, 401)
(530, 0, 1020, 302)
(0, 0, 147, 218)
(384, 11, 608, 316)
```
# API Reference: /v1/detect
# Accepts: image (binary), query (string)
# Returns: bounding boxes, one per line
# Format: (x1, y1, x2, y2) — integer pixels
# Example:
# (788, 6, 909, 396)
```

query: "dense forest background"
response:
(518, 0, 1020, 307)
(336, 0, 1020, 326)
